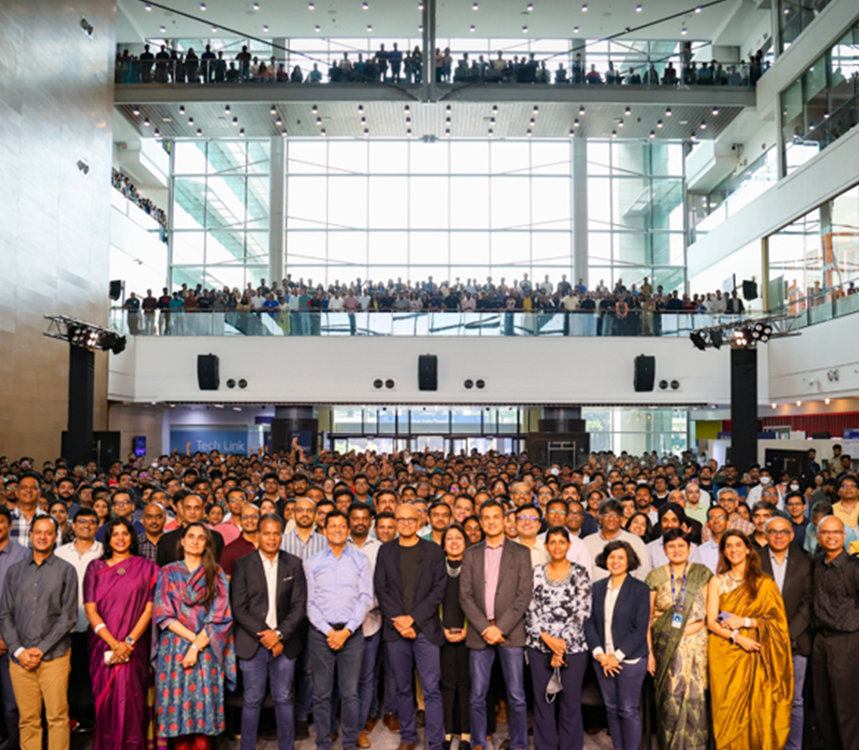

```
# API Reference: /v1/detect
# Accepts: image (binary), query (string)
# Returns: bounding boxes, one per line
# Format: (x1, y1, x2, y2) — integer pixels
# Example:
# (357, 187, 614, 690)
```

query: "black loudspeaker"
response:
(742, 279, 758, 301)
(418, 354, 438, 391)
(109, 280, 122, 300)
(811, 431, 831, 439)
(633, 355, 656, 392)
(197, 354, 220, 390)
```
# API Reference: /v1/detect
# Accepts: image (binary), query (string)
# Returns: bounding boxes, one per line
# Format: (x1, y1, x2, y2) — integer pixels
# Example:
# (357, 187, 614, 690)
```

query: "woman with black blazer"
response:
(585, 540, 655, 750)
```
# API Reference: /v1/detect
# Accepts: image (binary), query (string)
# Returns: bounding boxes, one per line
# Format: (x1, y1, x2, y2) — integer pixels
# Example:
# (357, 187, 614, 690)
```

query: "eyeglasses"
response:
(818, 530, 845, 536)
(240, 515, 260, 520)
(74, 519, 97, 526)
(765, 529, 791, 536)
(396, 517, 418, 524)
(517, 515, 540, 522)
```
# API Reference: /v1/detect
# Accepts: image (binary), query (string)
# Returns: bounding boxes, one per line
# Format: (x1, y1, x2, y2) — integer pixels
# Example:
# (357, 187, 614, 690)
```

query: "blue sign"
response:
(170, 429, 249, 455)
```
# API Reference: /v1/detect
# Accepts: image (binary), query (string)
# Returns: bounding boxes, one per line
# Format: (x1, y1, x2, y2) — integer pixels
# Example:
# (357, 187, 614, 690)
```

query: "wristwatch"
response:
(275, 629, 284, 641)
(730, 630, 739, 643)
(124, 636, 135, 646)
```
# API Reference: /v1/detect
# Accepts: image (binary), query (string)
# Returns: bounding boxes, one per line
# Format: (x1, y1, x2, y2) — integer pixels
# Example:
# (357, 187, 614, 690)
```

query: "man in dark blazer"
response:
(459, 499, 533, 750)
(374, 502, 446, 750)
(759, 515, 811, 750)
(156, 492, 224, 566)
(230, 513, 307, 750)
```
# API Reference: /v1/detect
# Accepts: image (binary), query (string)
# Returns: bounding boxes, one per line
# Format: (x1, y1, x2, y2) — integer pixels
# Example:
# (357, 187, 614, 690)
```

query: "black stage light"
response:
(690, 330, 707, 350)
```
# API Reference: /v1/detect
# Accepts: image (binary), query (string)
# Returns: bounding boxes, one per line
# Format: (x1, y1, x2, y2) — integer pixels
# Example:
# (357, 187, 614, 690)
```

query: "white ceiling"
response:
(117, 0, 760, 45)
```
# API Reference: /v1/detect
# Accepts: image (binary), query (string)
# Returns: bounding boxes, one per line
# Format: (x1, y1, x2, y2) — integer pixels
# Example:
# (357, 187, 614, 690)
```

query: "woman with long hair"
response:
(152, 522, 236, 750)
(84, 517, 159, 750)
(646, 528, 712, 750)
(706, 530, 792, 749)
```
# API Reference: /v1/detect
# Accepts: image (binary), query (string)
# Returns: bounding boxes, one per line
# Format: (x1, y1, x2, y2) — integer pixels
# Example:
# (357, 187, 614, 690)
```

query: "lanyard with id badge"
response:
(670, 563, 689, 629)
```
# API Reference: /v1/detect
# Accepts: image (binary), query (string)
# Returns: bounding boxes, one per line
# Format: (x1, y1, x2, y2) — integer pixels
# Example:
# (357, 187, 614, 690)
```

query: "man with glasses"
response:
(9, 473, 46, 548)
(759, 516, 811, 750)
(584, 499, 649, 582)
(515, 503, 547, 566)
(95, 490, 143, 543)
(374, 503, 446, 750)
(214, 487, 246, 545)
(811, 516, 859, 750)
(702, 487, 754, 542)
(220, 504, 260, 579)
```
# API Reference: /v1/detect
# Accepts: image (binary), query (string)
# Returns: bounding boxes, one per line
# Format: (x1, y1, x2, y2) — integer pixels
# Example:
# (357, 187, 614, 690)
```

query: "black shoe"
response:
(459, 742, 471, 750)
(442, 741, 451, 750)
(416, 709, 426, 728)
(295, 719, 310, 740)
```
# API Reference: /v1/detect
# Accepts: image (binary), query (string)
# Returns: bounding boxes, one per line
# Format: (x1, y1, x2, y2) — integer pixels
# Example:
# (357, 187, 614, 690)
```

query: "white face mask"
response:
(789, 483, 800, 491)
(581, 476, 590, 486)
(760, 476, 772, 485)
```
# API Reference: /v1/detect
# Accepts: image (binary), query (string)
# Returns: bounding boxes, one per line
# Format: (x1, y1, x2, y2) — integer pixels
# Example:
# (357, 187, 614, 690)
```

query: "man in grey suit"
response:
(459, 499, 533, 750)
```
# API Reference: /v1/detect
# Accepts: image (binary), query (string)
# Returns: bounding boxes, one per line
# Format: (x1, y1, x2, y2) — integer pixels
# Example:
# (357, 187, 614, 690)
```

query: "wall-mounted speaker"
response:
(197, 354, 220, 390)
(385, 379, 396, 389)
(418, 355, 437, 391)
(373, 378, 384, 389)
(476, 379, 485, 389)
(464, 379, 474, 389)
(109, 280, 122, 300)
(633, 355, 655, 392)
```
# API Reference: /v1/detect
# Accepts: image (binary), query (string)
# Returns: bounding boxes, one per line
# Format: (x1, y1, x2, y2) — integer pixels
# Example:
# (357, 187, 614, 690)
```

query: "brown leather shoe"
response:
(364, 716, 378, 733)
(383, 713, 401, 732)
(357, 730, 371, 748)
(396, 743, 416, 750)
(496, 700, 509, 724)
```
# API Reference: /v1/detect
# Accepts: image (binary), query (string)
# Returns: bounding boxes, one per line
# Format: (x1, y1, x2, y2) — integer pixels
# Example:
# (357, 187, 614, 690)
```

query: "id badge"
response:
(671, 613, 683, 629)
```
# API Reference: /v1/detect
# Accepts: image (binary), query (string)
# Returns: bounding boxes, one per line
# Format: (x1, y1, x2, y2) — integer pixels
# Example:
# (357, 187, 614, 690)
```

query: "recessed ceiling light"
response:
(657, 119, 663, 128)
(144, 3, 151, 9)
(361, 116, 366, 123)
(578, 106, 585, 116)
(649, 130, 655, 138)
(315, 24, 320, 31)
(366, 24, 372, 31)
(404, 104, 410, 111)
(618, 119, 624, 127)
(239, 128, 245, 135)
(624, 106, 631, 115)
(131, 107, 140, 115)
(526, 3, 533, 11)
(490, 116, 495, 123)
(407, 128, 412, 134)
(446, 104, 452, 111)
(472, 1, 478, 8)
(492, 104, 498, 112)
(252, 2, 259, 9)
(405, 116, 411, 123)
(470, 24, 475, 31)
(362, 1, 369, 8)
(364, 128, 369, 135)
(529, 118, 535, 125)
(573, 26, 579, 33)
(178, 105, 185, 114)
(488, 127, 494, 135)
(270, 104, 277, 114)
(533, 105, 539, 113)
(573, 118, 579, 126)
(581, 3, 587, 10)
(321, 128, 326, 135)
(232, 116, 238, 125)
(700, 120, 707, 129)
(196, 128, 202, 135)
(445, 127, 450, 134)
(611, 130, 617, 138)
(665, 107, 672, 116)
(188, 117, 194, 125)
(316, 116, 322, 124)
(312, 104, 318, 113)
(418, 24, 423, 31)
(568, 128, 574, 137)
(521, 25, 528, 32)
(635, 3, 642, 11)
(275, 117, 282, 126)
(445, 116, 451, 122)
(159, 25, 165, 32)
(262, 24, 268, 31)
(681, 25, 688, 34)
(712, 107, 720, 116)
(211, 25, 217, 31)
(418, 1, 423, 8)
(224, 104, 231, 113)
(695, 5, 702, 11)
(526, 128, 532, 136)
(199, 2, 206, 10)
(308, 1, 314, 8)
(142, 118, 150, 126)
(153, 128, 160, 135)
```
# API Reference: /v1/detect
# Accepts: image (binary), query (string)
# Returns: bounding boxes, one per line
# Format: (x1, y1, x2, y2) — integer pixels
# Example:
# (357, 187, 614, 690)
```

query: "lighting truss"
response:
(688, 313, 798, 351)
(43, 315, 127, 354)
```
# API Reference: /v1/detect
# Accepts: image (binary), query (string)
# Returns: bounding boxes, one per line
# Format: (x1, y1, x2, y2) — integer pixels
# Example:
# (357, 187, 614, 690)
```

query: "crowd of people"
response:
(0, 443, 856, 750)
(111, 168, 168, 233)
(115, 42, 765, 88)
(118, 274, 751, 337)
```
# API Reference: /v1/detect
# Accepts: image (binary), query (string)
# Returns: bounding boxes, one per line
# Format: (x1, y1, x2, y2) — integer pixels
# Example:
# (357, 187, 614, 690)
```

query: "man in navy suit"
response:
(230, 513, 307, 750)
(374, 503, 447, 750)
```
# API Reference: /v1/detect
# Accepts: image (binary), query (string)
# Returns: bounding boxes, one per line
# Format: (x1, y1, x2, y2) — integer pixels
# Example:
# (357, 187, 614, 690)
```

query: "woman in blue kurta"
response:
(152, 522, 236, 750)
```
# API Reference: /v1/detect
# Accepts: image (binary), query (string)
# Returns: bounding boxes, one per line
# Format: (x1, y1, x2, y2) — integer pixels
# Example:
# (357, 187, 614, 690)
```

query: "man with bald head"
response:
(811, 515, 859, 750)
(759, 516, 811, 750)
(156, 492, 224, 566)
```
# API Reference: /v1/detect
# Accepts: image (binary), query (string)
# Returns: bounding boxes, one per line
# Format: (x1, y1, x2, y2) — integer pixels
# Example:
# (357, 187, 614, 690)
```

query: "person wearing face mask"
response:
(746, 468, 775, 507)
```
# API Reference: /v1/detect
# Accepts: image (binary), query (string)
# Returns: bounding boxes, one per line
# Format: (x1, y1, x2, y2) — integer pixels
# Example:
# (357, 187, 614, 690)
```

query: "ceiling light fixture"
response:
(522, 25, 528, 32)
(239, 128, 245, 135)
(526, 3, 533, 11)
(142, 118, 150, 126)
(252, 2, 259, 9)
(308, 1, 314, 8)
(695, 5, 702, 11)
(665, 107, 672, 116)
(262, 24, 268, 31)
(196, 128, 202, 135)
(187, 117, 194, 125)
(635, 3, 643, 10)
(153, 128, 160, 136)
(657, 119, 663, 128)
(199, 2, 206, 10)
(579, 106, 585, 116)
(362, 1, 369, 8)
(232, 116, 238, 125)
(178, 105, 185, 114)
(649, 130, 655, 138)
(270, 104, 277, 114)
(366, 24, 372, 31)
(681, 25, 688, 34)
(712, 107, 720, 116)
(581, 3, 587, 10)
(315, 24, 320, 31)
(131, 107, 140, 116)
(473, 1, 478, 8)
(211, 25, 218, 31)
(470, 24, 475, 31)
(144, 3, 151, 9)
(224, 104, 231, 113)
(275, 117, 282, 126)
(573, 25, 580, 33)
(312, 104, 318, 113)
(159, 25, 165, 32)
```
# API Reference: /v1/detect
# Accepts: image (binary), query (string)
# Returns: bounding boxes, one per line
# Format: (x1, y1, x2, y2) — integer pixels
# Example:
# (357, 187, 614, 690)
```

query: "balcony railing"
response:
(110, 308, 748, 337)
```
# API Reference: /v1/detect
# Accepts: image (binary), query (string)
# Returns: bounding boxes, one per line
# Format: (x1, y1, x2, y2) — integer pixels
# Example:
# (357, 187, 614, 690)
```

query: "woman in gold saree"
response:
(706, 530, 792, 750)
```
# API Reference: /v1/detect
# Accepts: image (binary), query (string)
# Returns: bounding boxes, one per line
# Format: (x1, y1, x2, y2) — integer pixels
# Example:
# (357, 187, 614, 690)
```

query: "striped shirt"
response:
(280, 528, 328, 561)
(9, 508, 47, 548)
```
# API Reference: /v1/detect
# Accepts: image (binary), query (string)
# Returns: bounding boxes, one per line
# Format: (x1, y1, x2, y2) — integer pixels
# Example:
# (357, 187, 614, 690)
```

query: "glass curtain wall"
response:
(170, 139, 271, 289)
(781, 21, 859, 175)
(587, 140, 687, 291)
(284, 138, 575, 286)
(778, 0, 835, 53)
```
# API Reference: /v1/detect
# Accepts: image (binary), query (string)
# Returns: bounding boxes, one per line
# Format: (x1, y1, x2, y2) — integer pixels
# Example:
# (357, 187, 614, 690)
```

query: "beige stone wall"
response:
(0, 0, 115, 463)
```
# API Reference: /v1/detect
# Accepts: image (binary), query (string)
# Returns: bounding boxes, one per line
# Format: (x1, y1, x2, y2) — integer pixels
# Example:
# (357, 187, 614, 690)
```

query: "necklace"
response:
(728, 571, 743, 582)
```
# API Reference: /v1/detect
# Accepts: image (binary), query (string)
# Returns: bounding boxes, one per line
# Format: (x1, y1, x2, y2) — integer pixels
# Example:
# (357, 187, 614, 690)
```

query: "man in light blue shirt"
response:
(699, 506, 728, 574)
(304, 510, 373, 750)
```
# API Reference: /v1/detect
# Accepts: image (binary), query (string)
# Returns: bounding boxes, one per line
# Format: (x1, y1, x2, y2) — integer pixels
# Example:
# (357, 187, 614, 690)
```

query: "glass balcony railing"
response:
(110, 308, 748, 337)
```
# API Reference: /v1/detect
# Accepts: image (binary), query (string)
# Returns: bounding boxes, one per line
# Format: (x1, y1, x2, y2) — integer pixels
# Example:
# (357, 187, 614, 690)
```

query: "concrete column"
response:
(422, 0, 436, 101)
(572, 135, 589, 287)
(269, 136, 285, 283)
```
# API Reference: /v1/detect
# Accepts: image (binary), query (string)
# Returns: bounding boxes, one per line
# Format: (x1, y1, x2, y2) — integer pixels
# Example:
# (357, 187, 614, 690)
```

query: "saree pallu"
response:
(84, 556, 160, 750)
(648, 563, 712, 750)
(709, 576, 792, 750)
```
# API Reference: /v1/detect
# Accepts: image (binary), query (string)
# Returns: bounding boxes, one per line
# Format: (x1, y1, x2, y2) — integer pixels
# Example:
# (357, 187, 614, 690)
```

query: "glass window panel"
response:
(207, 141, 247, 175)
(587, 142, 612, 175)
(531, 232, 570, 264)
(172, 177, 207, 230)
(410, 141, 449, 174)
(587, 177, 612, 230)
(204, 265, 250, 290)
(287, 231, 327, 265)
(207, 230, 245, 265)
(246, 177, 270, 227)
(410, 232, 446, 265)
(173, 141, 208, 174)
(171, 232, 205, 265)
(491, 232, 529, 265)
(288, 176, 328, 227)
(588, 232, 613, 264)
(246, 140, 271, 174)
(450, 141, 490, 174)
(450, 232, 489, 267)
(368, 177, 408, 228)
(368, 232, 409, 265)
(531, 177, 570, 228)
(287, 140, 330, 173)
(529, 142, 569, 175)
(369, 140, 409, 172)
(490, 141, 530, 175)
(172, 266, 205, 288)
(450, 177, 490, 229)
(205, 176, 248, 229)
(328, 231, 367, 271)
(613, 177, 648, 229)
(490, 177, 529, 229)
(410, 177, 449, 228)
(327, 140, 368, 175)
(328, 177, 367, 230)
(245, 232, 269, 265)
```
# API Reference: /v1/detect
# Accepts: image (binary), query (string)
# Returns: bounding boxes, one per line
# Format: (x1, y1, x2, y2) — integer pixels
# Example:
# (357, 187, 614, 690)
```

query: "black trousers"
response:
(69, 632, 95, 725)
(812, 631, 859, 750)
(440, 641, 470, 735)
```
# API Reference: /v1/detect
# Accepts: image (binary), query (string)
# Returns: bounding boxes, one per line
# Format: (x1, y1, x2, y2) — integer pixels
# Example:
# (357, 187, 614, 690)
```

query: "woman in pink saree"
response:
(84, 517, 159, 750)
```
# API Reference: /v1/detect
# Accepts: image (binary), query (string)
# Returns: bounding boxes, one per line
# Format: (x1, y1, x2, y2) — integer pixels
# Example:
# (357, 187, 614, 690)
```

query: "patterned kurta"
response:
(525, 562, 592, 654)
(152, 562, 236, 738)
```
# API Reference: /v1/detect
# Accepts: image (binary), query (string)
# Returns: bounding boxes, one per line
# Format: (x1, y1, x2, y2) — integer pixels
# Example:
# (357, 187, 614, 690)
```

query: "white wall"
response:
(766, 313, 859, 401)
(108, 335, 736, 406)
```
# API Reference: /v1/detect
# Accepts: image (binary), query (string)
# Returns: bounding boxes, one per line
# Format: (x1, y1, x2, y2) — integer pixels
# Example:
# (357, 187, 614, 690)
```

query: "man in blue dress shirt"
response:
(305, 510, 373, 750)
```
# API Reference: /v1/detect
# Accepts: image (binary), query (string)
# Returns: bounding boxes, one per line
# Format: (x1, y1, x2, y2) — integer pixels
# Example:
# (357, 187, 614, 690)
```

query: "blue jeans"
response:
(308, 628, 365, 750)
(786, 653, 807, 750)
(239, 647, 296, 750)
(388, 634, 445, 750)
(594, 658, 646, 750)
(295, 643, 313, 722)
(469, 646, 526, 750)
(528, 648, 587, 750)
(358, 630, 381, 726)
